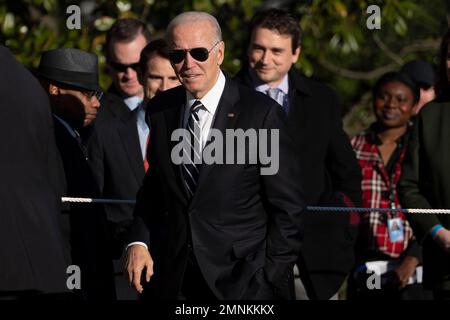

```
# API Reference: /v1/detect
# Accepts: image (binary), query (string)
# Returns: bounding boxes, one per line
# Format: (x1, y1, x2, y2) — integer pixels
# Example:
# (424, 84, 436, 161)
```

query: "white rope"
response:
(61, 197, 450, 214)
(61, 197, 136, 204)
(307, 206, 450, 215)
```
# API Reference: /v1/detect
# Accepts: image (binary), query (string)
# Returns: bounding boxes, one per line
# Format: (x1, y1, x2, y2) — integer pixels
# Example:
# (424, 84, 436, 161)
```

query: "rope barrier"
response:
(307, 206, 450, 215)
(61, 197, 136, 204)
(61, 197, 450, 214)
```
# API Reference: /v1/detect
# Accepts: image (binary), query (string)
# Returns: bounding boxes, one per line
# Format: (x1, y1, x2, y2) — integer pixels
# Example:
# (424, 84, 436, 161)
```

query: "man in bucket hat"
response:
(35, 48, 103, 128)
(35, 48, 115, 300)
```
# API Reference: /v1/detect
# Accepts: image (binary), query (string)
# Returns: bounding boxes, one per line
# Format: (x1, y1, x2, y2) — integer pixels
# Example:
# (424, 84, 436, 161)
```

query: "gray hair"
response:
(166, 11, 222, 47)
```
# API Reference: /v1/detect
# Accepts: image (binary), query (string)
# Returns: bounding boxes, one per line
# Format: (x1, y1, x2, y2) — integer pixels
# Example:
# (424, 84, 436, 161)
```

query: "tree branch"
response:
(318, 58, 398, 80)
(318, 38, 441, 80)
(399, 38, 441, 55)
(373, 34, 404, 65)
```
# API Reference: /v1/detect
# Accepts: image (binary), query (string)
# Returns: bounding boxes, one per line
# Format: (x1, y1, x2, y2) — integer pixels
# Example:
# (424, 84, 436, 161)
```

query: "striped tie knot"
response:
(190, 100, 203, 120)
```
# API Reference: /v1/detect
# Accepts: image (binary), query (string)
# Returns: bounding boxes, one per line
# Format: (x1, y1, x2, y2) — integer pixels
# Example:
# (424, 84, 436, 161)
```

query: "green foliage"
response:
(0, 0, 447, 135)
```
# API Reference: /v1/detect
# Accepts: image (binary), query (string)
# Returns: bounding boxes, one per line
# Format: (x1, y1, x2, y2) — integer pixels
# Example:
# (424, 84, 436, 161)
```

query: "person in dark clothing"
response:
(35, 48, 115, 300)
(125, 11, 305, 301)
(87, 19, 151, 299)
(235, 8, 362, 300)
(0, 45, 69, 299)
(398, 29, 450, 300)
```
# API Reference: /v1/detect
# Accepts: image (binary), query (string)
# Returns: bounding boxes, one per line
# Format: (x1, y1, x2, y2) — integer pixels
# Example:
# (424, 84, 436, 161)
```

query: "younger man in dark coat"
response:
(236, 9, 362, 299)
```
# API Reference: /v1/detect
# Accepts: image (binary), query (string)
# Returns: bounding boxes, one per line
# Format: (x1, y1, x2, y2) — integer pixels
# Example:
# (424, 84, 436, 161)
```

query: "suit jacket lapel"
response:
(53, 115, 87, 157)
(192, 78, 241, 202)
(287, 70, 311, 137)
(163, 91, 190, 205)
(117, 106, 145, 184)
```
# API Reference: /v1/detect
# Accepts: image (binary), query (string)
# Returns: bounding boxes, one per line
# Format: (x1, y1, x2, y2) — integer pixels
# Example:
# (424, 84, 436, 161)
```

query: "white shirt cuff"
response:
(126, 241, 148, 250)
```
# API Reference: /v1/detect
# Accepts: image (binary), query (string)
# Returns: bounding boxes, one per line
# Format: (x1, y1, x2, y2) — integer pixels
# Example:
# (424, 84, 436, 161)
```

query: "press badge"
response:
(387, 218, 404, 242)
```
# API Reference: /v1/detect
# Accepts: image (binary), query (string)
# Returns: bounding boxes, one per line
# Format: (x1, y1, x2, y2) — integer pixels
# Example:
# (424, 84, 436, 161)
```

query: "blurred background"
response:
(0, 0, 448, 135)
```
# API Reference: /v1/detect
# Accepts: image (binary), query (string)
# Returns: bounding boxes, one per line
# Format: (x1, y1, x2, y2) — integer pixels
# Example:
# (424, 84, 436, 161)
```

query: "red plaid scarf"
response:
(351, 127, 413, 258)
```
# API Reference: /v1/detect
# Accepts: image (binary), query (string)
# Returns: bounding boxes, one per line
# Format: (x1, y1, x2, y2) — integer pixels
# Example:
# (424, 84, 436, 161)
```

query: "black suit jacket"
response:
(236, 67, 362, 299)
(53, 118, 115, 300)
(130, 76, 305, 300)
(398, 100, 450, 290)
(88, 89, 145, 257)
(0, 45, 69, 293)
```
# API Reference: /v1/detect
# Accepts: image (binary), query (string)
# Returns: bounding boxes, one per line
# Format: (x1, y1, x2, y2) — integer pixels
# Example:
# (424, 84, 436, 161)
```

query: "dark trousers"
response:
(433, 289, 450, 300)
(0, 291, 74, 300)
(179, 251, 217, 301)
(347, 274, 433, 300)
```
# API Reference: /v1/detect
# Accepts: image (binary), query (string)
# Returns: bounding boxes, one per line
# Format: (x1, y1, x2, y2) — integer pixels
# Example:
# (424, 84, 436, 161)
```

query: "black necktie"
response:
(182, 100, 203, 197)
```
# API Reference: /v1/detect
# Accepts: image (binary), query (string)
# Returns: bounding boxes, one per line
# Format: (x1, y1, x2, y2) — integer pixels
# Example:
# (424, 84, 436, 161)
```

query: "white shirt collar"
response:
(185, 70, 226, 116)
(53, 114, 78, 139)
(123, 95, 143, 111)
(252, 70, 289, 95)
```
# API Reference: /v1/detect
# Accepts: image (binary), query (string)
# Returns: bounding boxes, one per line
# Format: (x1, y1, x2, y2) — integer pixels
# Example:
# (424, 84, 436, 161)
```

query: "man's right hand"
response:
(435, 227, 450, 254)
(125, 244, 154, 293)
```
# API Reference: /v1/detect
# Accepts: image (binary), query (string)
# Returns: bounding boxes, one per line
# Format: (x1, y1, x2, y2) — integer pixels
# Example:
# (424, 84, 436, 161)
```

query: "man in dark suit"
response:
(125, 11, 305, 300)
(0, 45, 68, 299)
(35, 48, 115, 300)
(87, 18, 150, 299)
(89, 18, 150, 246)
(235, 9, 362, 300)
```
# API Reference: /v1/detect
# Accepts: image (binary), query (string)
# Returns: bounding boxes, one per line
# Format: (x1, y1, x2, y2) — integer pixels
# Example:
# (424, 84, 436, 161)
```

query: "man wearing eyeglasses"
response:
(87, 18, 151, 300)
(35, 48, 114, 300)
(125, 11, 305, 300)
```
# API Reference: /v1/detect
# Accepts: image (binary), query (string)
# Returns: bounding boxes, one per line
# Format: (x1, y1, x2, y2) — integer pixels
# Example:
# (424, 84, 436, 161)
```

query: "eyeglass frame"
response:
(81, 90, 103, 101)
(168, 40, 222, 64)
(53, 81, 103, 101)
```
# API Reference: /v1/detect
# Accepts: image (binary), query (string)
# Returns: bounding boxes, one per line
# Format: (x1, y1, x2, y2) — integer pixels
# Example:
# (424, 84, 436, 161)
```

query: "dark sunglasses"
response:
(109, 61, 140, 72)
(169, 41, 221, 64)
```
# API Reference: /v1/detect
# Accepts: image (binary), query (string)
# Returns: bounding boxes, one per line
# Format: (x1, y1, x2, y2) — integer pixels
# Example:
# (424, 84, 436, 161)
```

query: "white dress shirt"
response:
(183, 70, 226, 150)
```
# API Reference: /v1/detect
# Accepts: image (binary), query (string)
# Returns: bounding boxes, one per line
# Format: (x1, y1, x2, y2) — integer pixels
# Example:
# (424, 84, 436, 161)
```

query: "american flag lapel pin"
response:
(227, 112, 235, 118)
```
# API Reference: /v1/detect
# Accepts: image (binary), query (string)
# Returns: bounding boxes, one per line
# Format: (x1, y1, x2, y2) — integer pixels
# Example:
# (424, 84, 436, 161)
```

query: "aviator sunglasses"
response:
(169, 41, 221, 64)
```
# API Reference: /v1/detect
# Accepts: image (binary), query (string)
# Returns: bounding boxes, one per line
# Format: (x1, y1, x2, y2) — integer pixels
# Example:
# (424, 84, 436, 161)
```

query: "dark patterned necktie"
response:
(182, 100, 203, 197)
